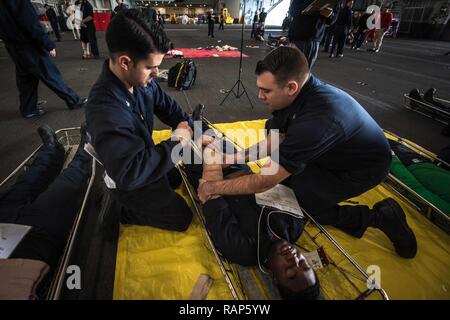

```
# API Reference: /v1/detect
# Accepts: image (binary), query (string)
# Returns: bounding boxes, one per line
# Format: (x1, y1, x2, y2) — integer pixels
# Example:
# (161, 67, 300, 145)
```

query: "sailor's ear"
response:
(117, 55, 132, 71)
(286, 80, 299, 96)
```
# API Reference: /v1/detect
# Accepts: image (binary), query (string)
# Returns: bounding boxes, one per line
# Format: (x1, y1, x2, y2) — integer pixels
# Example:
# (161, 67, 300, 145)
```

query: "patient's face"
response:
(268, 240, 316, 292)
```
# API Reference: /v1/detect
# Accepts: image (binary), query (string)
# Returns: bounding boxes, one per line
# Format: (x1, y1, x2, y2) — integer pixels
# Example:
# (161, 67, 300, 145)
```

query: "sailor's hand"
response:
(198, 179, 212, 204)
(320, 7, 333, 18)
(176, 121, 193, 138)
(201, 135, 216, 147)
(173, 122, 192, 147)
(49, 49, 57, 57)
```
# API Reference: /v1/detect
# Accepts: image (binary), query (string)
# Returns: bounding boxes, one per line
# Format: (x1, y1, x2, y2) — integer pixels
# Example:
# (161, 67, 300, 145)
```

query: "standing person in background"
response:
(207, 9, 215, 38)
(157, 11, 165, 28)
(259, 7, 267, 37)
(288, 0, 336, 68)
(79, 0, 99, 58)
(251, 11, 259, 39)
(44, 4, 61, 42)
(219, 13, 224, 30)
(351, 11, 371, 50)
(281, 13, 291, 32)
(143, 6, 157, 22)
(329, 0, 353, 58)
(64, 0, 80, 40)
(0, 0, 86, 118)
(111, 0, 128, 19)
(369, 6, 393, 53)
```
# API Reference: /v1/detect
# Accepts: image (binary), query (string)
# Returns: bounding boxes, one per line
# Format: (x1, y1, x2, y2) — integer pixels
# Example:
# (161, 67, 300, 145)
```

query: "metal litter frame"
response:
(0, 127, 96, 300)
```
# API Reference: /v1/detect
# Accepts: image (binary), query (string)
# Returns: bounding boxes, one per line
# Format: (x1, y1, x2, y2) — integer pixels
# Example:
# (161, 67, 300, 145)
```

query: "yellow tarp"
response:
(114, 120, 450, 300)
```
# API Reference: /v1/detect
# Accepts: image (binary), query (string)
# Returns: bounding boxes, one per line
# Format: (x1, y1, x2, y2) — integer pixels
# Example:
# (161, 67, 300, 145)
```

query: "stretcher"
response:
(2, 123, 449, 300)
(114, 120, 450, 300)
(177, 163, 389, 300)
(383, 130, 450, 234)
(0, 127, 96, 300)
(403, 91, 450, 125)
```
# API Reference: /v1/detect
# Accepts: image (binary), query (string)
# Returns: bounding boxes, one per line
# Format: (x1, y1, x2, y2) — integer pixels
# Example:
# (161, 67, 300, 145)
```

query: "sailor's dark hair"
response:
(106, 8, 171, 62)
(277, 274, 322, 300)
(255, 46, 309, 86)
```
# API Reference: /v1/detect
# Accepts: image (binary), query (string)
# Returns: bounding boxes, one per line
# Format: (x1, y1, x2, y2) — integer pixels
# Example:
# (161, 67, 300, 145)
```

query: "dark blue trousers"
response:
(352, 28, 368, 49)
(322, 26, 335, 52)
(5, 44, 80, 116)
(284, 163, 388, 238)
(330, 25, 348, 56)
(49, 18, 61, 40)
(292, 40, 320, 68)
(86, 25, 99, 57)
(208, 22, 214, 37)
(0, 144, 91, 269)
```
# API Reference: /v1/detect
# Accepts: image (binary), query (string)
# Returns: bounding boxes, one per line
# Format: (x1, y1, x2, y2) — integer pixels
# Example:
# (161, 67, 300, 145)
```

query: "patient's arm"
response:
(224, 169, 249, 180)
(200, 147, 224, 200)
(224, 131, 285, 165)
(198, 160, 291, 203)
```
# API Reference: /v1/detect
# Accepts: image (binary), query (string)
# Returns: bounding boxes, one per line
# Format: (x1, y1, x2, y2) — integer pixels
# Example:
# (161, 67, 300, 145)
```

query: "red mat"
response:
(165, 48, 248, 59)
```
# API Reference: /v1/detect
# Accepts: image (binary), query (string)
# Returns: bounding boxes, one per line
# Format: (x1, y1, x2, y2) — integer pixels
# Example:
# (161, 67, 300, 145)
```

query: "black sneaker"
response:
(68, 98, 88, 110)
(373, 198, 417, 259)
(24, 108, 45, 119)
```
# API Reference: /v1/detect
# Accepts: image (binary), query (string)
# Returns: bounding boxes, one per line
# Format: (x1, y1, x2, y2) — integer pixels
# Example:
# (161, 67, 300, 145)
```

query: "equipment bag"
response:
(168, 59, 197, 90)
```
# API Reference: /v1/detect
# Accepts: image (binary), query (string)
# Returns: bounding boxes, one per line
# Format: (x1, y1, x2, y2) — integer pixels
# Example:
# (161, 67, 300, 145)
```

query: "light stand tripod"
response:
(220, 0, 254, 108)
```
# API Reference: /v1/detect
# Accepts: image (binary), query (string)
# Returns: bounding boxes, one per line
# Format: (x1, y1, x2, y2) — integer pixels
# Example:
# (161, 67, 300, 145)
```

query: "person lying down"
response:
(183, 146, 321, 300)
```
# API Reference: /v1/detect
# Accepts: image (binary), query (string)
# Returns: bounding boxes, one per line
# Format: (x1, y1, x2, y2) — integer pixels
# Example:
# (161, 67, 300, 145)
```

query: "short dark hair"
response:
(277, 274, 322, 300)
(255, 46, 309, 86)
(106, 9, 171, 62)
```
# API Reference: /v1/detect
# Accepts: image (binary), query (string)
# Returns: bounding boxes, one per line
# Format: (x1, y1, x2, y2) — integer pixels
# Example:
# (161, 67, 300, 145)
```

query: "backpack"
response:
(168, 59, 197, 90)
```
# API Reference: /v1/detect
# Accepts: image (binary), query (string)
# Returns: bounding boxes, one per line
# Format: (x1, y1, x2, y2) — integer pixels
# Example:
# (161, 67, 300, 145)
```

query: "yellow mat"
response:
(114, 120, 450, 300)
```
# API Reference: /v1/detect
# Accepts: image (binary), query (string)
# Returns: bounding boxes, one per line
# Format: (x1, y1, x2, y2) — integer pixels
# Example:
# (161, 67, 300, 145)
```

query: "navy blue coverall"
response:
(85, 61, 194, 231)
(0, 143, 91, 270)
(266, 75, 392, 238)
(0, 0, 81, 117)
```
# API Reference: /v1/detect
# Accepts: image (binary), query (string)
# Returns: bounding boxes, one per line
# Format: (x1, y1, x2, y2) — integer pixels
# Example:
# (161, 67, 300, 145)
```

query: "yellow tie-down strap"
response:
(114, 119, 450, 299)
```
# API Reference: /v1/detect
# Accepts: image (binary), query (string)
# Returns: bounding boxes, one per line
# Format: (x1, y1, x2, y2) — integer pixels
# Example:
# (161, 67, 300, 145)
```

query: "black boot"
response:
(191, 104, 210, 133)
(71, 125, 92, 173)
(68, 98, 88, 110)
(37, 124, 63, 151)
(372, 198, 417, 259)
(408, 88, 424, 109)
(424, 88, 448, 110)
